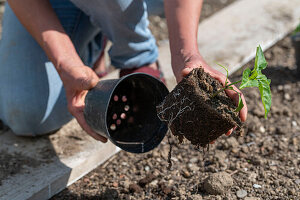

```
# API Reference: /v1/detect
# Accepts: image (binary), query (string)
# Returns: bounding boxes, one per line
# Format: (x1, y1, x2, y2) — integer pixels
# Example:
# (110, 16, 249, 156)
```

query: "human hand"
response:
(59, 64, 107, 142)
(172, 52, 247, 137)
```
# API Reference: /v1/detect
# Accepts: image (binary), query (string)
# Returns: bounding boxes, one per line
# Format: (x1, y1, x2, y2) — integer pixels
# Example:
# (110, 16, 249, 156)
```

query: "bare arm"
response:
(164, 0, 247, 124)
(7, 0, 106, 142)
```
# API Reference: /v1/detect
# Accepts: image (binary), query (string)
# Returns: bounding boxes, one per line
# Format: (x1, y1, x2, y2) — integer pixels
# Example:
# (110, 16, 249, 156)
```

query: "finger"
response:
(224, 85, 247, 122)
(239, 94, 248, 122)
(226, 129, 233, 136)
(75, 110, 108, 143)
(181, 67, 194, 77)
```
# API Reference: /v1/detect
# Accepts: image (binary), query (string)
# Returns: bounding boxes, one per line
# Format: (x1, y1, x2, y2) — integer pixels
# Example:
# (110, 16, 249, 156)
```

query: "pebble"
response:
(259, 126, 265, 133)
(253, 184, 262, 189)
(236, 189, 247, 198)
(182, 170, 191, 178)
(138, 174, 156, 187)
(214, 150, 227, 162)
(284, 93, 291, 100)
(190, 157, 198, 163)
(226, 137, 239, 149)
(292, 121, 297, 127)
(145, 166, 150, 171)
(149, 180, 158, 187)
(112, 182, 118, 187)
(245, 198, 260, 200)
(295, 179, 300, 184)
(203, 172, 233, 195)
(189, 194, 202, 200)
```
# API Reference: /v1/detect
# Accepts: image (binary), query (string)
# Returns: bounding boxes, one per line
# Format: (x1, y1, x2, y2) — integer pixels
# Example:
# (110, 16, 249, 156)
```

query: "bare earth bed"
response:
(52, 36, 300, 199)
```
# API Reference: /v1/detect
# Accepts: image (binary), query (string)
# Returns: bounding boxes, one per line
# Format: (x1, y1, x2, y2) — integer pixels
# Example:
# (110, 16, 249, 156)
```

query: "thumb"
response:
(80, 67, 100, 90)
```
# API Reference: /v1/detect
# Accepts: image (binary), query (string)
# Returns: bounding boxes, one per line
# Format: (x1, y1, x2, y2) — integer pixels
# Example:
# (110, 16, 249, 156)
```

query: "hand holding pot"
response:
(59, 63, 108, 143)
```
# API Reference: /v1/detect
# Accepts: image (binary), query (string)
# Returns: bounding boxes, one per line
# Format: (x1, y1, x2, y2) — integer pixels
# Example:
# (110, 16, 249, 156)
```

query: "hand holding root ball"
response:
(174, 53, 247, 140)
(159, 46, 271, 147)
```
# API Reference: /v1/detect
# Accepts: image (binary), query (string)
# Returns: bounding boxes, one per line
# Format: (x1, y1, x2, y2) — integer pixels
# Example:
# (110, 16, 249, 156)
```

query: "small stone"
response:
(292, 121, 298, 127)
(245, 198, 260, 200)
(182, 170, 191, 178)
(129, 183, 142, 193)
(190, 157, 198, 163)
(225, 137, 239, 149)
(259, 126, 265, 133)
(284, 93, 291, 100)
(123, 180, 130, 188)
(241, 146, 249, 153)
(236, 189, 247, 198)
(149, 180, 158, 187)
(253, 184, 262, 189)
(203, 172, 233, 195)
(145, 166, 150, 171)
(214, 150, 227, 162)
(189, 194, 203, 200)
(187, 163, 199, 172)
(138, 174, 156, 187)
(112, 182, 118, 187)
(295, 179, 300, 184)
(277, 85, 283, 91)
(231, 148, 239, 154)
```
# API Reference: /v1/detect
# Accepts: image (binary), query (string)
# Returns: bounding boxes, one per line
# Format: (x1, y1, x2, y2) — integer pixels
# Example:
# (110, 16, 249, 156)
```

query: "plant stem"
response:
(211, 80, 242, 98)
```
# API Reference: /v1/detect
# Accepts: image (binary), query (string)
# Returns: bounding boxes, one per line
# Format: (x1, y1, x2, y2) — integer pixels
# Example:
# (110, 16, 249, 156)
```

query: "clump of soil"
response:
(157, 68, 242, 147)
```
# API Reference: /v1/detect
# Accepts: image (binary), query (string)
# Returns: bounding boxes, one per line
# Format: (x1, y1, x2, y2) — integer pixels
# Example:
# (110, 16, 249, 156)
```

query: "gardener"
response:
(0, 0, 247, 142)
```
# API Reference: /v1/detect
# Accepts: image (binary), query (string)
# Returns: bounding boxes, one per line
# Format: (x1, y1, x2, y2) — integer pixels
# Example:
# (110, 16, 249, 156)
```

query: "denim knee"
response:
(0, 98, 71, 136)
(1, 103, 45, 136)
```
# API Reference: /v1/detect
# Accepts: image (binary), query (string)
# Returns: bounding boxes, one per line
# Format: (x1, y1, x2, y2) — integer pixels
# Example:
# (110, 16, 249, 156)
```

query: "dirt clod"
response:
(203, 172, 233, 195)
(129, 183, 143, 193)
(157, 68, 242, 147)
(138, 174, 156, 187)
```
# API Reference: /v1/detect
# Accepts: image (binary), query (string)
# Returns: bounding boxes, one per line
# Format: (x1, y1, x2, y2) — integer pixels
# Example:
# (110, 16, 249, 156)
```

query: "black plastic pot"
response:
(292, 32, 300, 76)
(84, 73, 169, 153)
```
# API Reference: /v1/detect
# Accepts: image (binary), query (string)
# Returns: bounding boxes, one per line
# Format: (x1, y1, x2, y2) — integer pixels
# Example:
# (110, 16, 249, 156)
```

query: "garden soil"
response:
(53, 36, 300, 199)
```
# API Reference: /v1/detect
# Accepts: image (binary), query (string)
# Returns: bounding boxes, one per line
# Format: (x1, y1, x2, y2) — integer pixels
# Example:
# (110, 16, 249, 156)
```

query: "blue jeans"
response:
(0, 0, 163, 136)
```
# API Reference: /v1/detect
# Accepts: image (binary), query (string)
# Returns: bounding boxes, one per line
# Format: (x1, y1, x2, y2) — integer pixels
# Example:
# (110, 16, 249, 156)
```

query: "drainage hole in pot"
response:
(120, 113, 126, 119)
(124, 105, 130, 111)
(116, 119, 121, 125)
(113, 95, 119, 101)
(122, 95, 127, 102)
(110, 124, 116, 131)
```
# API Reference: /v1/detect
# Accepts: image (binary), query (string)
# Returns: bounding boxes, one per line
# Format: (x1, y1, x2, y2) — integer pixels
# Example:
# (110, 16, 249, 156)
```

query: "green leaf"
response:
(293, 23, 300, 35)
(234, 93, 244, 112)
(258, 77, 272, 118)
(240, 68, 259, 89)
(253, 45, 268, 73)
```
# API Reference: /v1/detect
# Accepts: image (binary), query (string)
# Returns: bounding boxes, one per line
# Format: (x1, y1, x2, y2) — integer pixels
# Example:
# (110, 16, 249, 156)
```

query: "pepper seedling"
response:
(212, 45, 272, 118)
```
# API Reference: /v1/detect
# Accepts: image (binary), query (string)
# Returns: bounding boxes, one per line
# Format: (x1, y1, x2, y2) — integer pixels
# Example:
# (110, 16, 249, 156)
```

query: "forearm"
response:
(164, 0, 203, 73)
(7, 0, 83, 73)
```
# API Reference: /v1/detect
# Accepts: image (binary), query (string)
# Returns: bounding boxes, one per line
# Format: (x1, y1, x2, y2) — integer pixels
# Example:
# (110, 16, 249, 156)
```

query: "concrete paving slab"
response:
(0, 120, 119, 200)
(158, 0, 300, 90)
